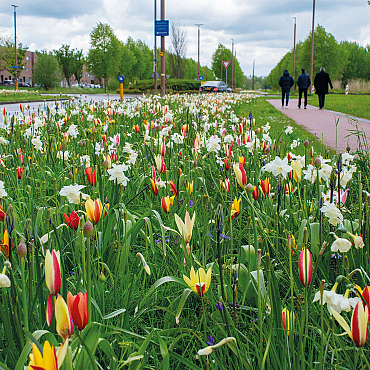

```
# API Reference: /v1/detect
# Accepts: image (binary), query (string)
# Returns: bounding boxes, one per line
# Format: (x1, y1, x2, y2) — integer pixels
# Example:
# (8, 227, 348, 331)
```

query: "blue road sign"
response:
(11, 66, 21, 69)
(199, 76, 204, 81)
(155, 20, 169, 36)
(118, 75, 125, 83)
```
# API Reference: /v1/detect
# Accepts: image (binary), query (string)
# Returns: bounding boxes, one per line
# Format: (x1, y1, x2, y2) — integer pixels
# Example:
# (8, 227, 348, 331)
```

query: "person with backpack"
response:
(297, 68, 311, 109)
(279, 70, 294, 109)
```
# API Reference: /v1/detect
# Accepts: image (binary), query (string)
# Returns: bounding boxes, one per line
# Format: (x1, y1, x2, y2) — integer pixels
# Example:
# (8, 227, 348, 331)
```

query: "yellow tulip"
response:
(28, 340, 68, 370)
(183, 266, 211, 296)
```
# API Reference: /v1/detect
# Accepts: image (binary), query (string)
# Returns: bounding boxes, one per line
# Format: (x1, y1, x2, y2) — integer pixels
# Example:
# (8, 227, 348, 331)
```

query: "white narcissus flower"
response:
(0, 274, 10, 287)
(331, 238, 352, 253)
(198, 337, 236, 356)
(56, 151, 69, 161)
(171, 133, 184, 144)
(206, 135, 221, 153)
(24, 127, 32, 138)
(67, 124, 78, 138)
(0, 181, 7, 198)
(320, 202, 343, 226)
(319, 163, 332, 182)
(80, 155, 90, 168)
(0, 137, 8, 145)
(263, 156, 292, 178)
(34, 117, 43, 130)
(31, 136, 43, 151)
(354, 236, 364, 249)
(107, 163, 130, 186)
(285, 126, 293, 134)
(59, 184, 87, 204)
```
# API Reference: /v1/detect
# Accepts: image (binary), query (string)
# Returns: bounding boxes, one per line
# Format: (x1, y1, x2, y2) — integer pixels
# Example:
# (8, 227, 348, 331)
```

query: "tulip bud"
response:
(265, 146, 270, 154)
(24, 218, 32, 243)
(99, 272, 106, 282)
(329, 317, 334, 331)
(5, 204, 14, 235)
(17, 237, 27, 258)
(256, 249, 262, 269)
(314, 157, 321, 168)
(68, 171, 73, 180)
(304, 139, 309, 147)
(246, 183, 254, 193)
(83, 221, 94, 238)
(298, 248, 313, 287)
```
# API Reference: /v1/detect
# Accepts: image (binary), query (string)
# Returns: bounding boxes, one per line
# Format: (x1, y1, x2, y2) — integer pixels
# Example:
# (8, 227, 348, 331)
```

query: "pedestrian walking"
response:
(314, 67, 333, 109)
(279, 70, 294, 109)
(297, 68, 311, 109)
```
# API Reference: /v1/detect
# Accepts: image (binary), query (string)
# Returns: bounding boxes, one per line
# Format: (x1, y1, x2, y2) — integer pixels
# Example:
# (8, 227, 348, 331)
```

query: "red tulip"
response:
(252, 185, 259, 200)
(298, 248, 313, 287)
(86, 167, 96, 186)
(67, 291, 89, 331)
(64, 211, 80, 230)
(150, 178, 159, 195)
(17, 166, 23, 179)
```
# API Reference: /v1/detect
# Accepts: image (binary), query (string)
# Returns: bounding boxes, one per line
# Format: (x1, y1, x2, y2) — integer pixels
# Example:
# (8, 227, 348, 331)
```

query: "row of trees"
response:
(0, 37, 28, 75)
(267, 25, 370, 89)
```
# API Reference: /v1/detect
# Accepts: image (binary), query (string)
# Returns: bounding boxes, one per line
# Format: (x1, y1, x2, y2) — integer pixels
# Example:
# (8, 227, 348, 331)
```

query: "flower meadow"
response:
(0, 93, 369, 369)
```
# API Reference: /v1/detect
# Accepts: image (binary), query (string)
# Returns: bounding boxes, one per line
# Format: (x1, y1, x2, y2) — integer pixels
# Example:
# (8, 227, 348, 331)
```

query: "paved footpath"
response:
(266, 98, 370, 153)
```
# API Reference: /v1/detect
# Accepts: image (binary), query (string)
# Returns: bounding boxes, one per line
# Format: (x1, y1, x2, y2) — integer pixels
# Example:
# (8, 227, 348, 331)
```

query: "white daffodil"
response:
(67, 124, 78, 138)
(31, 136, 43, 151)
(285, 126, 293, 134)
(321, 202, 343, 226)
(319, 163, 332, 182)
(331, 238, 352, 253)
(59, 184, 88, 204)
(0, 180, 7, 198)
(263, 156, 292, 178)
(198, 337, 236, 356)
(171, 133, 184, 144)
(206, 135, 221, 153)
(107, 163, 130, 186)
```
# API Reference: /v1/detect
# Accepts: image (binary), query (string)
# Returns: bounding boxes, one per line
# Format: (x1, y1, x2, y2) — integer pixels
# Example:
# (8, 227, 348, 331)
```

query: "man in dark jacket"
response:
(297, 68, 311, 109)
(314, 67, 333, 109)
(279, 70, 294, 109)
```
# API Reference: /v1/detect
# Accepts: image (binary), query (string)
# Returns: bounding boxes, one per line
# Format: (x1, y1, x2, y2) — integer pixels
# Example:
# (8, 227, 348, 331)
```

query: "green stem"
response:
(78, 330, 97, 370)
(21, 257, 29, 332)
(86, 236, 92, 323)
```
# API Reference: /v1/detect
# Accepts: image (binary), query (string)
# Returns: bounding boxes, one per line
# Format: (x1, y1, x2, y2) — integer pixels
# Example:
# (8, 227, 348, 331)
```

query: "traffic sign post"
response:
(155, 20, 169, 36)
(199, 75, 204, 81)
(222, 61, 231, 85)
(118, 75, 125, 100)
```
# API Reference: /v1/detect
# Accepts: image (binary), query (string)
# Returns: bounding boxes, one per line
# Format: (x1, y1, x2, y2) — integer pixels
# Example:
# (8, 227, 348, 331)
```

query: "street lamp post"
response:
(231, 38, 234, 88)
(12, 5, 18, 91)
(310, 0, 316, 93)
(195, 24, 203, 81)
(154, 0, 157, 92)
(292, 17, 296, 92)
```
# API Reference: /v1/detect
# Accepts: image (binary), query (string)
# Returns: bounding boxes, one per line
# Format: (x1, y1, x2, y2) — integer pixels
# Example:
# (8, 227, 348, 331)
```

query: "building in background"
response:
(0, 50, 36, 85)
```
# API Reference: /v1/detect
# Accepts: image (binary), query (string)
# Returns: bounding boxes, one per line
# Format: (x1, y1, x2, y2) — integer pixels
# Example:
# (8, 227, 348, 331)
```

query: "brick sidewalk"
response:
(266, 98, 370, 153)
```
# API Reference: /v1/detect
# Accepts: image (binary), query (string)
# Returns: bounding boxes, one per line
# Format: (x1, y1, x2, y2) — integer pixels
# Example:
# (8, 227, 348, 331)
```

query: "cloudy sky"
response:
(0, 0, 369, 77)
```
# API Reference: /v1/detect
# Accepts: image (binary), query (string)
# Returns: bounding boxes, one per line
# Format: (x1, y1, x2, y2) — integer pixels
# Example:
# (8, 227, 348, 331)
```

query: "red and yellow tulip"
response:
(28, 340, 68, 370)
(252, 185, 259, 200)
(282, 308, 295, 337)
(150, 178, 159, 196)
(169, 180, 177, 196)
(259, 178, 271, 198)
(233, 162, 247, 188)
(161, 195, 175, 213)
(231, 197, 241, 219)
(67, 291, 89, 331)
(292, 159, 302, 182)
(55, 295, 73, 341)
(183, 266, 212, 296)
(175, 210, 195, 244)
(85, 198, 103, 225)
(298, 248, 313, 287)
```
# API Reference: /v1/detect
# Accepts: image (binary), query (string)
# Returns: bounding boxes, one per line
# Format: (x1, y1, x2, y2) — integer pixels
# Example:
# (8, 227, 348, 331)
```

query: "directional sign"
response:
(11, 66, 21, 69)
(118, 75, 125, 83)
(155, 20, 169, 36)
(222, 61, 231, 69)
(199, 75, 204, 81)
(152, 72, 159, 79)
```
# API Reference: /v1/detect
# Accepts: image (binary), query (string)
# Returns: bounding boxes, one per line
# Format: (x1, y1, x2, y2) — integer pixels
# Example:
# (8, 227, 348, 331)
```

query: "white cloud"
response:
(0, 0, 368, 76)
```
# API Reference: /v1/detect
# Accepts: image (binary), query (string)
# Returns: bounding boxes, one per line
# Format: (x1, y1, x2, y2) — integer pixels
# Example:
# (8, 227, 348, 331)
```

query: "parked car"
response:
(3, 80, 14, 86)
(18, 82, 31, 87)
(199, 81, 230, 93)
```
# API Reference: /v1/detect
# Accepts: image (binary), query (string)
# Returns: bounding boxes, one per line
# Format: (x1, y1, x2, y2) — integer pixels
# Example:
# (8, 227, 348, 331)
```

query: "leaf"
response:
(102, 308, 126, 320)
(175, 288, 193, 325)
(309, 223, 320, 256)
(15, 330, 50, 370)
(128, 331, 154, 370)
(97, 338, 117, 370)
(297, 219, 307, 249)
(152, 210, 167, 256)
(139, 276, 187, 309)
(156, 332, 169, 370)
(331, 309, 352, 339)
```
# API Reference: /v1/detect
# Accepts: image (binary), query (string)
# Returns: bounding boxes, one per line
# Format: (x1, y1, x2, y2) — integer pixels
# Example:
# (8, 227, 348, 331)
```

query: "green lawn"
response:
(0, 88, 69, 102)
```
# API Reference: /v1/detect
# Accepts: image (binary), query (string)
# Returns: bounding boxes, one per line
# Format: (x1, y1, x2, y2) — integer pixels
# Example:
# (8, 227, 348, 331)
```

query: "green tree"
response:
(33, 52, 63, 90)
(0, 36, 28, 75)
(72, 49, 85, 85)
(87, 22, 121, 90)
(54, 44, 74, 86)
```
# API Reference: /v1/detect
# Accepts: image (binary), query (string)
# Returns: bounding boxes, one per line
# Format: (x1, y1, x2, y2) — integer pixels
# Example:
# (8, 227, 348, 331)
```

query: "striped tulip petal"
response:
(298, 249, 312, 287)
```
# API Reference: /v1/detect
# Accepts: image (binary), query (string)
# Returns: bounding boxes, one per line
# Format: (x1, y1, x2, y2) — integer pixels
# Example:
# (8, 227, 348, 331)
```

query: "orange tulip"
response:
(86, 167, 97, 186)
(67, 291, 89, 331)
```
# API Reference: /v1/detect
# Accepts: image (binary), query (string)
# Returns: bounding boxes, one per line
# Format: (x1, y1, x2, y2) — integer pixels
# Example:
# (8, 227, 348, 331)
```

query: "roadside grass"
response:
(0, 88, 69, 102)
(307, 93, 370, 120)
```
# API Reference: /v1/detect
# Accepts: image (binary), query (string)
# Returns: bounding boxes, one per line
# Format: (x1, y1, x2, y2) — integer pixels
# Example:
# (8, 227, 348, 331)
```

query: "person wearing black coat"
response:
(297, 68, 311, 109)
(314, 67, 333, 109)
(279, 70, 294, 108)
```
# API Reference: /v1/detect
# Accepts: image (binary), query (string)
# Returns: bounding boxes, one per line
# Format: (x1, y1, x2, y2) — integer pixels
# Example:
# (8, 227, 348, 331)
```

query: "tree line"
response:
(267, 25, 370, 89)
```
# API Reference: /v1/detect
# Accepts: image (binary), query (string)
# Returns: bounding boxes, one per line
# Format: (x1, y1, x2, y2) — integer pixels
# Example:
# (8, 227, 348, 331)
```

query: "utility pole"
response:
(310, 0, 316, 93)
(221, 54, 223, 81)
(252, 60, 255, 90)
(231, 39, 234, 88)
(234, 47, 236, 89)
(12, 5, 18, 91)
(160, 0, 165, 97)
(154, 0, 157, 92)
(292, 17, 296, 92)
(195, 24, 203, 81)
